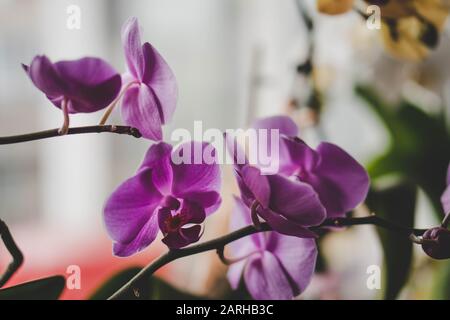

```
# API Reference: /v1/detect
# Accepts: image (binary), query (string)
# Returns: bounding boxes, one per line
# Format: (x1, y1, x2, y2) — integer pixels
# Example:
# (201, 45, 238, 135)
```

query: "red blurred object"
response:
(0, 223, 166, 300)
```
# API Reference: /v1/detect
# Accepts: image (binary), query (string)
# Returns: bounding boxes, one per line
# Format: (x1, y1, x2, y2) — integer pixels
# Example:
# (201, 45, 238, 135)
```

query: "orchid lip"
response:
(162, 195, 181, 211)
(165, 214, 186, 233)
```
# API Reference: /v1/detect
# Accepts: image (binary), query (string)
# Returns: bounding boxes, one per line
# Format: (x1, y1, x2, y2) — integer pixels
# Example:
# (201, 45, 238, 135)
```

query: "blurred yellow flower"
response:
(317, 0, 450, 61)
(317, 0, 354, 15)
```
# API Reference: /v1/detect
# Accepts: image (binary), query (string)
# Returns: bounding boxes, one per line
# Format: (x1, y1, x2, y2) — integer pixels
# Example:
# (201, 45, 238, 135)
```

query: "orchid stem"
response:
(99, 81, 139, 125)
(108, 215, 426, 300)
(0, 125, 141, 145)
(0, 219, 24, 288)
(58, 98, 70, 135)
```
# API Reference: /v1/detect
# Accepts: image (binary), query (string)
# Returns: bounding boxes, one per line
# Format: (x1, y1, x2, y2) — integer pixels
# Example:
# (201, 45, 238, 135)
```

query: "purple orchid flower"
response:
(227, 197, 317, 300)
(225, 132, 326, 238)
(252, 115, 370, 219)
(421, 164, 450, 260)
(104, 141, 221, 256)
(23, 55, 121, 133)
(117, 17, 178, 141)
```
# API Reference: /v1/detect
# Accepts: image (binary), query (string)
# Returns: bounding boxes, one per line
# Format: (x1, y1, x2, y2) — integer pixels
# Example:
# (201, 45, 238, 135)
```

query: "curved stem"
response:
(99, 81, 139, 125)
(0, 219, 24, 288)
(0, 125, 142, 145)
(108, 215, 426, 300)
(441, 213, 450, 229)
(58, 98, 70, 135)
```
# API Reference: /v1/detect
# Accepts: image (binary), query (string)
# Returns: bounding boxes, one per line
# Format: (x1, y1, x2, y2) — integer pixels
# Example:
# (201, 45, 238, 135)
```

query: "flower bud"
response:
(421, 227, 450, 260)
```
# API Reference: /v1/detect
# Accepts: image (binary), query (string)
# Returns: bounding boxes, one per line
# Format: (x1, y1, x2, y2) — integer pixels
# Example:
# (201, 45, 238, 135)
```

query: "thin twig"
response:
(0, 125, 142, 145)
(0, 219, 24, 288)
(108, 215, 426, 300)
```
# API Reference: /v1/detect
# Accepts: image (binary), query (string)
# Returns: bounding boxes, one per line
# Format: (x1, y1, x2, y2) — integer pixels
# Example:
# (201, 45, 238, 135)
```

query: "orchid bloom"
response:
(23, 55, 121, 134)
(104, 141, 221, 256)
(227, 197, 317, 300)
(105, 17, 178, 141)
(421, 164, 450, 260)
(226, 132, 326, 238)
(252, 116, 370, 219)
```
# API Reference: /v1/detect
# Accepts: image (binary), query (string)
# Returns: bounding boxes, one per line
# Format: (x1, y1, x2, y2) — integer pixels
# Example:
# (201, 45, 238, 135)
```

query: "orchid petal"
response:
(113, 214, 159, 257)
(241, 165, 270, 208)
(54, 57, 121, 113)
(267, 234, 317, 295)
(121, 17, 145, 80)
(267, 174, 326, 226)
(244, 252, 293, 300)
(252, 115, 299, 137)
(26, 55, 65, 98)
(303, 142, 370, 218)
(171, 141, 221, 211)
(140, 142, 173, 195)
(142, 42, 178, 124)
(258, 207, 318, 238)
(121, 84, 163, 141)
(104, 168, 163, 256)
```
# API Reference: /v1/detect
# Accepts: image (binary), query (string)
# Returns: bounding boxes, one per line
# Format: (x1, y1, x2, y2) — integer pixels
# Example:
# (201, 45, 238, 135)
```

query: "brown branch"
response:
(108, 215, 426, 300)
(0, 125, 141, 145)
(0, 219, 24, 288)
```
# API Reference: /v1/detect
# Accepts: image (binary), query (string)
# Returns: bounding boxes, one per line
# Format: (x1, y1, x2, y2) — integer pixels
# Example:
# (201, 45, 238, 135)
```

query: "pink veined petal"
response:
(282, 136, 320, 174)
(240, 166, 270, 208)
(447, 164, 450, 185)
(171, 141, 221, 205)
(303, 142, 370, 218)
(442, 185, 450, 215)
(443, 164, 450, 214)
(53, 57, 122, 113)
(229, 196, 265, 249)
(227, 259, 247, 290)
(103, 168, 163, 246)
(142, 42, 178, 124)
(224, 132, 249, 170)
(140, 142, 173, 195)
(121, 17, 145, 80)
(26, 55, 66, 98)
(266, 235, 317, 296)
(243, 252, 294, 300)
(258, 207, 318, 238)
(267, 174, 326, 226)
(247, 116, 299, 176)
(121, 84, 163, 141)
(179, 191, 221, 215)
(113, 213, 159, 257)
(252, 115, 299, 137)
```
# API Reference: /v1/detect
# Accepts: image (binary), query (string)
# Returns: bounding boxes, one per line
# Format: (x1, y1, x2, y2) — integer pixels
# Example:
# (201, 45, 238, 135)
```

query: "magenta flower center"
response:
(165, 213, 186, 232)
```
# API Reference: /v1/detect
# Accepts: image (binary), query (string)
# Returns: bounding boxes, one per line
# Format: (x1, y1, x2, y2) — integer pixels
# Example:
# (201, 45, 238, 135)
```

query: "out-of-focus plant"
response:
(357, 85, 450, 298)
(318, 0, 450, 61)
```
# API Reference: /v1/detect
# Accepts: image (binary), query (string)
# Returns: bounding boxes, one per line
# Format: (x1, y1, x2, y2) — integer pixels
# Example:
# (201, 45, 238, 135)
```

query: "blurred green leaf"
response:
(90, 267, 204, 300)
(366, 182, 417, 300)
(356, 85, 449, 216)
(0, 275, 65, 300)
(432, 260, 450, 299)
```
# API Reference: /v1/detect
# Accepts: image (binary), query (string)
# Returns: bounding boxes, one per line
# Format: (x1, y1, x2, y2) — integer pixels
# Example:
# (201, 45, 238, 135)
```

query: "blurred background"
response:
(0, 0, 449, 299)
